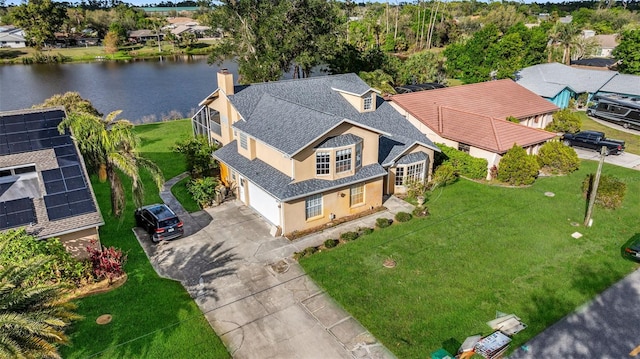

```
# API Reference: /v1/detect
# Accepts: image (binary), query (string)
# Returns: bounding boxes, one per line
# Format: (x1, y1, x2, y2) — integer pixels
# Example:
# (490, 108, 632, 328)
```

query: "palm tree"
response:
(548, 22, 580, 65)
(58, 111, 164, 217)
(0, 255, 80, 359)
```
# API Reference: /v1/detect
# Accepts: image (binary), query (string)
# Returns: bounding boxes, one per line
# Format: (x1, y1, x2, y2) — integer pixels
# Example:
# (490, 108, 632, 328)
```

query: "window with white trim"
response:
(395, 167, 404, 186)
(363, 96, 372, 110)
(335, 148, 352, 173)
(305, 193, 322, 219)
(406, 162, 425, 183)
(316, 152, 330, 175)
(355, 141, 362, 168)
(350, 184, 364, 206)
(239, 132, 248, 149)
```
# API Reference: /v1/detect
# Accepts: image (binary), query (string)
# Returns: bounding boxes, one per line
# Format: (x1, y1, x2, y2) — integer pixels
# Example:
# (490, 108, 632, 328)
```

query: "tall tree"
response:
(549, 22, 579, 65)
(613, 29, 640, 75)
(9, 0, 67, 49)
(0, 234, 80, 359)
(57, 111, 164, 217)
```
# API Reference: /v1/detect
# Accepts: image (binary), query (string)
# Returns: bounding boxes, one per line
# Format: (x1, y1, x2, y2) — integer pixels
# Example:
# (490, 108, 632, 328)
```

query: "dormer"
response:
(331, 80, 380, 113)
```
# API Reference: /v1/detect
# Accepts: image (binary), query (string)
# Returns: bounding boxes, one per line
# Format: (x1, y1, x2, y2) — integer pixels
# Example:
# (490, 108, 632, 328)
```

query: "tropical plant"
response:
(34, 91, 102, 117)
(497, 144, 540, 185)
(57, 110, 164, 217)
(87, 242, 127, 284)
(0, 254, 80, 359)
(548, 22, 580, 65)
(359, 69, 395, 94)
(187, 176, 221, 208)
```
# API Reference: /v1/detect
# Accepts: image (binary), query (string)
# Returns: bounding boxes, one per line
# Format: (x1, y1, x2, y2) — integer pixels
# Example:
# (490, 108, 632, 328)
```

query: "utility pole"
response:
(584, 146, 606, 226)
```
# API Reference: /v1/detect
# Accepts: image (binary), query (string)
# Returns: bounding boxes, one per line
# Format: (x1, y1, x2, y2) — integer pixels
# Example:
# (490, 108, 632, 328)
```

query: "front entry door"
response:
(239, 177, 246, 203)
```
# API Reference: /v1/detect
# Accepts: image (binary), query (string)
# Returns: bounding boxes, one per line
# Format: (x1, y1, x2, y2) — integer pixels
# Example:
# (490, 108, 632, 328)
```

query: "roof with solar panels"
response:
(0, 107, 103, 239)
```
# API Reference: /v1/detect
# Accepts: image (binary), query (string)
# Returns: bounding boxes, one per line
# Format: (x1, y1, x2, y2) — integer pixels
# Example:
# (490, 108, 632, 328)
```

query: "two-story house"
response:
(192, 72, 439, 236)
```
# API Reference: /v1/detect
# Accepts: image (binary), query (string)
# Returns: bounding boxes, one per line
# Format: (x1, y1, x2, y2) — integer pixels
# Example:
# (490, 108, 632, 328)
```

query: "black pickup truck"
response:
(562, 130, 626, 155)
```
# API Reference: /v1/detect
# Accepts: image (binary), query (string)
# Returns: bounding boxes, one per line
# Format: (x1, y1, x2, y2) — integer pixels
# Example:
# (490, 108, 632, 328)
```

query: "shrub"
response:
(537, 141, 580, 174)
(187, 177, 220, 208)
(497, 144, 540, 185)
(431, 163, 458, 187)
(324, 239, 339, 248)
(358, 227, 374, 236)
(545, 109, 582, 134)
(173, 136, 219, 178)
(340, 231, 359, 241)
(0, 229, 93, 286)
(507, 116, 520, 123)
(87, 243, 127, 284)
(582, 174, 627, 209)
(434, 143, 487, 180)
(413, 206, 430, 217)
(395, 212, 412, 222)
(376, 217, 392, 228)
(406, 179, 429, 200)
(304, 246, 318, 256)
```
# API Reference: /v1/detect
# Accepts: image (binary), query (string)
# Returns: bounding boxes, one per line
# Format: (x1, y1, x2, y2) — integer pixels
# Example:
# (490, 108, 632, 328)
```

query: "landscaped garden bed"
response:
(299, 160, 639, 358)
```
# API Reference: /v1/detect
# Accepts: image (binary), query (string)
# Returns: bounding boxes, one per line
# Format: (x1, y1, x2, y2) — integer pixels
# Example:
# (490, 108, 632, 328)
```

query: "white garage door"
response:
(248, 181, 280, 226)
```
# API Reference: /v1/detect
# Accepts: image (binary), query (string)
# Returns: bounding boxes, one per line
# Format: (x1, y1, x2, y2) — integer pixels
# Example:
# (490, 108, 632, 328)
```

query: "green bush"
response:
(358, 227, 374, 236)
(406, 179, 429, 200)
(0, 229, 93, 286)
(395, 212, 413, 222)
(340, 231, 359, 241)
(497, 144, 540, 185)
(173, 136, 219, 178)
(324, 239, 339, 248)
(187, 177, 220, 208)
(545, 109, 582, 134)
(432, 163, 458, 187)
(434, 143, 487, 180)
(537, 141, 580, 174)
(413, 206, 430, 217)
(304, 246, 318, 256)
(376, 217, 392, 228)
(582, 174, 627, 209)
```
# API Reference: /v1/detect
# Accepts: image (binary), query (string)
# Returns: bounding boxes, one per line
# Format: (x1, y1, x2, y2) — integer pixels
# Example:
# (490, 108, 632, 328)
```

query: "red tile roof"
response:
(391, 80, 558, 154)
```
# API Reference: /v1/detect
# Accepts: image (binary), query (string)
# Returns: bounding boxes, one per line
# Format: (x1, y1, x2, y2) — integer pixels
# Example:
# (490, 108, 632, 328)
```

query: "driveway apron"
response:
(137, 176, 401, 359)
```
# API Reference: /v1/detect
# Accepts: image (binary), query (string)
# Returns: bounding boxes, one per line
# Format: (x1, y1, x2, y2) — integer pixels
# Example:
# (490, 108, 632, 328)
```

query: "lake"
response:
(0, 56, 241, 123)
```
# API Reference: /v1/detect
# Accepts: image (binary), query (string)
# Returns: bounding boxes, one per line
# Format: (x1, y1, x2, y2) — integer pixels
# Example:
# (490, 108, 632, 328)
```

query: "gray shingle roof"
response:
(228, 73, 438, 157)
(599, 74, 640, 96)
(515, 63, 639, 97)
(330, 79, 374, 96)
(214, 141, 387, 201)
(317, 133, 362, 149)
(396, 151, 429, 165)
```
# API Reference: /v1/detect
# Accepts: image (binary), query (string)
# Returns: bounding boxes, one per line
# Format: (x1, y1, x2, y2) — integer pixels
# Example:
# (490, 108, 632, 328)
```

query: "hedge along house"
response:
(515, 63, 640, 109)
(192, 71, 439, 236)
(0, 108, 104, 258)
(390, 80, 558, 180)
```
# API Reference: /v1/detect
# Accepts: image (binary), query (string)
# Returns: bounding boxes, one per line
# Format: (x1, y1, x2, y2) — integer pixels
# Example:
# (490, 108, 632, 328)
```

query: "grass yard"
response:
(61, 120, 229, 358)
(578, 111, 640, 154)
(172, 175, 201, 213)
(300, 161, 640, 358)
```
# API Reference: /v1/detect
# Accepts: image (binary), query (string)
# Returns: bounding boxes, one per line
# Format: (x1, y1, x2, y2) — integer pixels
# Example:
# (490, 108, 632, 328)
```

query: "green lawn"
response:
(61, 120, 229, 358)
(300, 161, 640, 358)
(172, 175, 201, 213)
(577, 111, 640, 154)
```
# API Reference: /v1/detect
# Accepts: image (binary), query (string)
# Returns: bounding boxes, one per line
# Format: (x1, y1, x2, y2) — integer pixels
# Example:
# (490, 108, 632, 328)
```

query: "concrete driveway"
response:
(509, 268, 640, 359)
(573, 148, 640, 170)
(135, 197, 401, 359)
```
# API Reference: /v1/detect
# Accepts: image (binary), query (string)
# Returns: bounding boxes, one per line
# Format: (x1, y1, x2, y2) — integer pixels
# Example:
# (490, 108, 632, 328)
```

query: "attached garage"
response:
(247, 181, 281, 226)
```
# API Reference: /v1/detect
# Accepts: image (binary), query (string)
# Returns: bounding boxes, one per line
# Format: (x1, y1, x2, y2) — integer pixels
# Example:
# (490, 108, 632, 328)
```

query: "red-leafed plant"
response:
(87, 241, 127, 284)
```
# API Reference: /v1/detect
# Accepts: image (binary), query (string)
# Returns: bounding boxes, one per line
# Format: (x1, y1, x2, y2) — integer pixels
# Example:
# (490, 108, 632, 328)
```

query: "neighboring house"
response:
(390, 80, 558, 179)
(0, 108, 104, 258)
(137, 6, 199, 16)
(594, 34, 618, 58)
(128, 30, 164, 43)
(192, 72, 439, 236)
(516, 63, 640, 108)
(0, 31, 26, 48)
(171, 24, 211, 38)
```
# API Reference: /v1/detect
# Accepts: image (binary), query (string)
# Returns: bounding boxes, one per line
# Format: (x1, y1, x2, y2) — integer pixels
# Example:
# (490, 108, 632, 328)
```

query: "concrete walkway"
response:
(140, 173, 414, 358)
(574, 148, 640, 170)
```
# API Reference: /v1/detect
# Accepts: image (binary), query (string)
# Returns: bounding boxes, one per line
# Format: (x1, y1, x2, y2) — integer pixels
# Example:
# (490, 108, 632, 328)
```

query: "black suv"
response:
(135, 204, 184, 242)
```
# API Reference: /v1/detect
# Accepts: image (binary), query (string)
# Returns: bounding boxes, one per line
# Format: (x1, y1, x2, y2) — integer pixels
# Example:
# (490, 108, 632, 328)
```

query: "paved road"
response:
(135, 177, 413, 359)
(509, 269, 640, 359)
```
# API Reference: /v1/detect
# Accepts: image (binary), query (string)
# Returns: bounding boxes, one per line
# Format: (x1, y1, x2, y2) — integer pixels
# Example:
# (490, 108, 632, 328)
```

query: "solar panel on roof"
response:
(46, 204, 73, 221)
(11, 141, 32, 153)
(42, 168, 63, 182)
(62, 165, 82, 177)
(44, 193, 68, 207)
(71, 200, 96, 216)
(66, 188, 91, 203)
(45, 180, 66, 194)
(54, 145, 76, 156)
(2, 114, 23, 125)
(23, 112, 42, 123)
(65, 177, 86, 190)
(4, 122, 27, 134)
(0, 198, 36, 229)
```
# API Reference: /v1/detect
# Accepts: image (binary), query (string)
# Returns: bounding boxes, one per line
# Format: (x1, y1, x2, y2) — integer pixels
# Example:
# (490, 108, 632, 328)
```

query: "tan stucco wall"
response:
(292, 123, 380, 182)
(57, 227, 101, 259)
(254, 140, 292, 176)
(282, 178, 383, 234)
(518, 112, 554, 129)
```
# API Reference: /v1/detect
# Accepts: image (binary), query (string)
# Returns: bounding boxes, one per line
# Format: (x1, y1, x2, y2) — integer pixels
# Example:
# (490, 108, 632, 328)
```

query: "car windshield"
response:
(159, 218, 180, 227)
